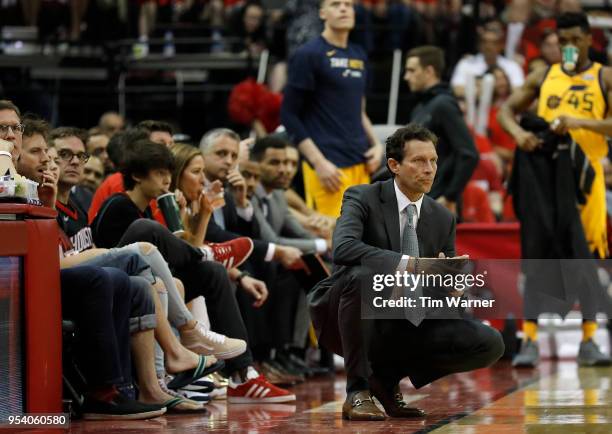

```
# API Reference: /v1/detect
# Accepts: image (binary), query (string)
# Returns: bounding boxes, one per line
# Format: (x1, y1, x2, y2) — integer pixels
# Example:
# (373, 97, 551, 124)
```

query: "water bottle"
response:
(163, 31, 176, 57)
(211, 29, 224, 53)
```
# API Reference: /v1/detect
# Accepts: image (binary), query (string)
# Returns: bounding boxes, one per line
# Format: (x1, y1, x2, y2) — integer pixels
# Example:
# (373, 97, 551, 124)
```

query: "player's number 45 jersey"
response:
(537, 62, 608, 160)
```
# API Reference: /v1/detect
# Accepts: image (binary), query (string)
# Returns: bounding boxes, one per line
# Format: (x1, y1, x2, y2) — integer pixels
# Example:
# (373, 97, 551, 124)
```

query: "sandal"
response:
(167, 355, 225, 390)
(162, 396, 207, 413)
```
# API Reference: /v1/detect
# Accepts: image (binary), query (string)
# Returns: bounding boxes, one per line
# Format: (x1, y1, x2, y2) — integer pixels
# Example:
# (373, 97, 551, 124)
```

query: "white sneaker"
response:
(210, 387, 227, 400)
(181, 322, 247, 360)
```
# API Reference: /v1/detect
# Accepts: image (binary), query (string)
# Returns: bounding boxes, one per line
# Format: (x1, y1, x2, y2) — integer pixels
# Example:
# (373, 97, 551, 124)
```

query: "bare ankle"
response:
(178, 320, 197, 332)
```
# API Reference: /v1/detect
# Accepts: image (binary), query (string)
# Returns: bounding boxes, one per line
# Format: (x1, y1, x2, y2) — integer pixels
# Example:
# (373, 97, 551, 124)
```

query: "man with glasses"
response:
(0, 99, 24, 172)
(48, 127, 94, 252)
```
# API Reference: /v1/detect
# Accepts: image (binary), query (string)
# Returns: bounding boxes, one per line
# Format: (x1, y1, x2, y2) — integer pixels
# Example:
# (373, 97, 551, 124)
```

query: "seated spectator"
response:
(248, 135, 330, 254)
(4, 104, 185, 419)
(91, 139, 296, 403)
(98, 111, 125, 137)
(137, 120, 175, 147)
(49, 127, 93, 249)
(451, 28, 525, 97)
(89, 121, 174, 225)
(0, 100, 22, 174)
(87, 133, 112, 174)
(70, 155, 104, 212)
(48, 124, 238, 354)
(227, 0, 268, 56)
(237, 136, 325, 381)
(60, 265, 170, 419)
(38, 124, 227, 406)
(89, 128, 150, 223)
(169, 142, 218, 247)
(13, 116, 56, 207)
(199, 128, 304, 269)
(239, 158, 260, 199)
(282, 145, 335, 239)
(169, 142, 268, 297)
(82, 155, 105, 193)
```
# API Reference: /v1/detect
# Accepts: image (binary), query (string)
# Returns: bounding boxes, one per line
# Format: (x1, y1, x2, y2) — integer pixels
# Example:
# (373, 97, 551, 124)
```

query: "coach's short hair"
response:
(386, 124, 438, 167)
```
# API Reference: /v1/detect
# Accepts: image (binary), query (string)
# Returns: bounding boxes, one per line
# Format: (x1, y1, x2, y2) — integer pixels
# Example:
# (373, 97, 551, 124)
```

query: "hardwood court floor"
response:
(60, 360, 610, 433)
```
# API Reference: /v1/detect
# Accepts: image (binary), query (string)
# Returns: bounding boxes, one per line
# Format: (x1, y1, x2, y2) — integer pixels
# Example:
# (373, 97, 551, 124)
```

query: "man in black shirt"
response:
(405, 46, 479, 215)
(49, 127, 95, 252)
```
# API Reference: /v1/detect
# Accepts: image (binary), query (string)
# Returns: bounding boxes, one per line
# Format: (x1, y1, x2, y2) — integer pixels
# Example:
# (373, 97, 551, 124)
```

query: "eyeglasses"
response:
(0, 123, 25, 135)
(57, 149, 90, 163)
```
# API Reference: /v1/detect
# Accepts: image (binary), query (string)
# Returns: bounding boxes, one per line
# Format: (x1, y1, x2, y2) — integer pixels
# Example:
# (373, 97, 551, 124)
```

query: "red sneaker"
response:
(207, 237, 253, 270)
(227, 374, 296, 403)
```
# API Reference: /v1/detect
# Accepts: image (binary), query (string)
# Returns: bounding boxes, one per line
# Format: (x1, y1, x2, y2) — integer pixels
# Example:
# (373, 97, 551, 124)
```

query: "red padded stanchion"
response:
(0, 204, 62, 413)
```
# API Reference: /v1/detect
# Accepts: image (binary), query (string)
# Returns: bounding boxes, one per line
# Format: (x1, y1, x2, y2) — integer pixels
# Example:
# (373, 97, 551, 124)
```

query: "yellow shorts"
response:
(580, 160, 608, 258)
(303, 162, 370, 218)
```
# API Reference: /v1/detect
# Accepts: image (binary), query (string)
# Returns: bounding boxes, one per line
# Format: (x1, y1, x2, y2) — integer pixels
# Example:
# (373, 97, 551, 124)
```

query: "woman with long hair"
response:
(170, 143, 223, 247)
(170, 143, 268, 308)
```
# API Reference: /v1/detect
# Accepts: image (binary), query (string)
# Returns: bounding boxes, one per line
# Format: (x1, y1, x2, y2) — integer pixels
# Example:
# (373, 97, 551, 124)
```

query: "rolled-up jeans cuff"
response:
(129, 313, 157, 333)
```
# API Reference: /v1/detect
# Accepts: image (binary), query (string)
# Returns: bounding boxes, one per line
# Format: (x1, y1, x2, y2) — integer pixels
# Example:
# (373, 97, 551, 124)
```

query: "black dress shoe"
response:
(275, 352, 311, 377)
(369, 376, 426, 418)
(267, 358, 305, 383)
(341, 391, 386, 421)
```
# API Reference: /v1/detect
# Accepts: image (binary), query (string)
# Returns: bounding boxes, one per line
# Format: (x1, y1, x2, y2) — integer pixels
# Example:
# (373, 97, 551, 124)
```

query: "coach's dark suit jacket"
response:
(308, 178, 456, 354)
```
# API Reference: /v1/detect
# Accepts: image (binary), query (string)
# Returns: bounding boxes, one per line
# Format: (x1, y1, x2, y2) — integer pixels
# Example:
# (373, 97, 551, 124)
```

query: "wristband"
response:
(0, 151, 12, 158)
